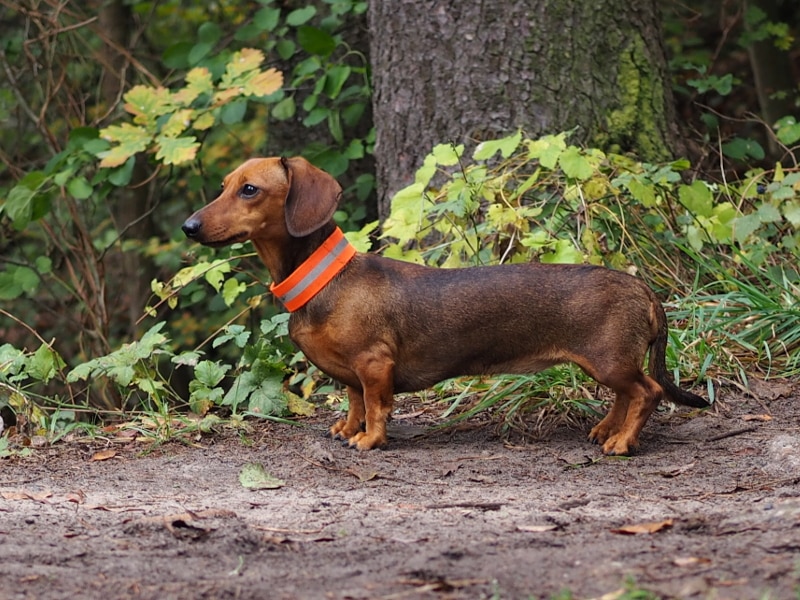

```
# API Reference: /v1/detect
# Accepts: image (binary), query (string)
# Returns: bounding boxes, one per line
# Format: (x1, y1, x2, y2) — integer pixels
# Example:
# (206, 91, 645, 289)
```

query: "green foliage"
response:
(0, 0, 371, 432)
(379, 130, 799, 423)
(100, 48, 282, 168)
(666, 5, 798, 166)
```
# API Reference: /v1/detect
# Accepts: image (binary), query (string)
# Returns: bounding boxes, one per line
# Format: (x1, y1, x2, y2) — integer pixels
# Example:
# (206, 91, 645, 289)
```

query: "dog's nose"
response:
(182, 217, 201, 238)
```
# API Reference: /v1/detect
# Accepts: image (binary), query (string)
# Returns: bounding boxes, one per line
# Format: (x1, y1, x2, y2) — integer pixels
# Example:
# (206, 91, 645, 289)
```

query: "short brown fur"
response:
(183, 157, 708, 455)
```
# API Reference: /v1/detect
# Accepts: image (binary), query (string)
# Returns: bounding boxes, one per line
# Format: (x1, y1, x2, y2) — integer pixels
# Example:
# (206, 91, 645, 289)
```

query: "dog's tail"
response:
(648, 298, 710, 408)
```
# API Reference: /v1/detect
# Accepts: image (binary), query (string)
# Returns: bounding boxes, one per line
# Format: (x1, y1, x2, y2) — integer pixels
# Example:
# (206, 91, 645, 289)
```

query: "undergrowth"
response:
(2, 130, 799, 447)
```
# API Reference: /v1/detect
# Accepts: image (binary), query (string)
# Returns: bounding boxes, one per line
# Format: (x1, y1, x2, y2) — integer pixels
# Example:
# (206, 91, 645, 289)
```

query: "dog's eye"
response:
(240, 184, 259, 199)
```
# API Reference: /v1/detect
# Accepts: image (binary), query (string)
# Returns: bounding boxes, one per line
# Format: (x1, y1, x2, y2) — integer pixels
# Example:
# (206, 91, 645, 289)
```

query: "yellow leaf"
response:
(90, 449, 117, 462)
(287, 392, 315, 417)
(612, 518, 674, 535)
(226, 48, 265, 79)
(123, 85, 171, 126)
(193, 112, 216, 131)
(98, 123, 152, 167)
(172, 67, 214, 105)
(160, 109, 194, 138)
(245, 68, 283, 97)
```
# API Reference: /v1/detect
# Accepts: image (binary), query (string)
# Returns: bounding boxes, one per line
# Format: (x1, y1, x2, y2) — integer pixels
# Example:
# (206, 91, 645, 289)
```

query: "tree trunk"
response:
(368, 0, 681, 217)
(97, 0, 159, 341)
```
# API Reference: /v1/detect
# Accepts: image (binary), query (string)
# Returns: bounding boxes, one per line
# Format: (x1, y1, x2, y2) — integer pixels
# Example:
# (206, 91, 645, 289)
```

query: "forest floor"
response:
(1, 379, 799, 600)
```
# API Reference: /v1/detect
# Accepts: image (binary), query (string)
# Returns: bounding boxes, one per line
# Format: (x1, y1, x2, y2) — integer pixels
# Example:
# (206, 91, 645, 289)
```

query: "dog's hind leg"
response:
(588, 392, 630, 449)
(598, 374, 663, 455)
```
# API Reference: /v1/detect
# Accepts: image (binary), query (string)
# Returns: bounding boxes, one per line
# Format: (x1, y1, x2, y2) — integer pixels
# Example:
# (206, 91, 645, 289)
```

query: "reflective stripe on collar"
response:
(269, 227, 357, 312)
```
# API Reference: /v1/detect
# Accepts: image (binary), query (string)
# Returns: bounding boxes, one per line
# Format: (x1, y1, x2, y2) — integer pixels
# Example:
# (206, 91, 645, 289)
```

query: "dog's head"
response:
(181, 156, 342, 246)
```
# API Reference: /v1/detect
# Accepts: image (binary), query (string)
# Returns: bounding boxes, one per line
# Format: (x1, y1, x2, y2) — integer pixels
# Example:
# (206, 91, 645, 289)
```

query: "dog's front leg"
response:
(330, 385, 366, 441)
(345, 356, 395, 450)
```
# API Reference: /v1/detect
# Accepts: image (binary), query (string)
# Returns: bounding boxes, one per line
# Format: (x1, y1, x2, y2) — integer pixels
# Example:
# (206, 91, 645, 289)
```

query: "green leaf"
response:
(188, 42, 213, 66)
(297, 25, 336, 56)
(222, 277, 246, 306)
(731, 213, 762, 243)
(757, 202, 782, 223)
(155, 135, 199, 166)
(431, 143, 463, 166)
(27, 344, 64, 383)
(163, 41, 192, 70)
(309, 149, 348, 177)
(247, 377, 289, 416)
(344, 220, 379, 252)
(303, 107, 328, 127)
(4, 185, 36, 229)
(286, 6, 316, 26)
(198, 22, 221, 44)
(13, 266, 39, 294)
(558, 146, 593, 180)
(194, 360, 230, 388)
(527, 133, 566, 169)
(323, 65, 351, 98)
(328, 111, 344, 144)
(67, 176, 93, 200)
(782, 201, 800, 227)
(215, 324, 250, 349)
(0, 272, 23, 300)
(272, 96, 296, 120)
(253, 6, 281, 31)
(678, 180, 714, 217)
(172, 351, 202, 367)
(625, 178, 657, 207)
(35, 256, 52, 275)
(222, 371, 257, 409)
(276, 39, 296, 60)
(239, 462, 285, 489)
(343, 138, 365, 160)
(107, 157, 136, 187)
(473, 130, 522, 160)
(721, 137, 765, 161)
(540, 239, 583, 264)
(221, 99, 247, 125)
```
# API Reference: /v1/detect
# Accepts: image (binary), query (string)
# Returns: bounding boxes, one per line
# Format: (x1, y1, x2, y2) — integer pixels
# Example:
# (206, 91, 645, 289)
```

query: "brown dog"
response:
(182, 157, 707, 455)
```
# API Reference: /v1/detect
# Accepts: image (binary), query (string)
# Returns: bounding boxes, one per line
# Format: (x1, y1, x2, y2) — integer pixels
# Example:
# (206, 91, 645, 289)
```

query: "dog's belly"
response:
(392, 355, 564, 394)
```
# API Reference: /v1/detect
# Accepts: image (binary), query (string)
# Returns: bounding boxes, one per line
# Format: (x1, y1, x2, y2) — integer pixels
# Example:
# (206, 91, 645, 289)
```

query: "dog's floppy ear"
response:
(281, 156, 342, 237)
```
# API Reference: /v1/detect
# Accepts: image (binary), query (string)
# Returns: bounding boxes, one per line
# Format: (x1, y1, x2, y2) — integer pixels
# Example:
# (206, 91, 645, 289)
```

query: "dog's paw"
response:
(600, 434, 637, 456)
(588, 425, 611, 446)
(347, 431, 387, 451)
(329, 419, 363, 440)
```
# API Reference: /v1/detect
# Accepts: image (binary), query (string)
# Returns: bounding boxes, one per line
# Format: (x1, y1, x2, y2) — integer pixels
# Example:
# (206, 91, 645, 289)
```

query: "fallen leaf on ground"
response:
(239, 462, 285, 489)
(742, 414, 772, 422)
(612, 518, 673, 535)
(1, 490, 52, 502)
(66, 491, 86, 504)
(674, 556, 712, 567)
(91, 449, 117, 461)
(346, 467, 379, 482)
(517, 524, 558, 533)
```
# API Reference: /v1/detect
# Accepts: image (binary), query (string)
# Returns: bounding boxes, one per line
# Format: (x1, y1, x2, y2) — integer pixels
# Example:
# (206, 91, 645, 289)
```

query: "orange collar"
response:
(269, 227, 357, 312)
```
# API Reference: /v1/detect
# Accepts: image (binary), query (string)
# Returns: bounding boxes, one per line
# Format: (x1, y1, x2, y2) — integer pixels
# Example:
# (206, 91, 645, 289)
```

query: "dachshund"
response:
(182, 157, 707, 455)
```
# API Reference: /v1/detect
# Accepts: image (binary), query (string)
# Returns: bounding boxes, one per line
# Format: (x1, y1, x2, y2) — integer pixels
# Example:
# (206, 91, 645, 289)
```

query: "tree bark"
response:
(97, 0, 159, 341)
(368, 0, 681, 216)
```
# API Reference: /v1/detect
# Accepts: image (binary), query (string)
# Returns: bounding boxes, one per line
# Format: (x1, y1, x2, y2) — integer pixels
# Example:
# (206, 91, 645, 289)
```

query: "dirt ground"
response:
(1, 380, 799, 600)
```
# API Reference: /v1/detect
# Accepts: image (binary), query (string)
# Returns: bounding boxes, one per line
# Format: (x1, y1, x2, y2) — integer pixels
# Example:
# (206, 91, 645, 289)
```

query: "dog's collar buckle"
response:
(270, 227, 357, 312)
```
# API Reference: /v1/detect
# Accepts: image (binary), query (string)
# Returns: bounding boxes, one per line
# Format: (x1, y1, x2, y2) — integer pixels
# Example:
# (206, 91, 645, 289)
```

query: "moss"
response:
(594, 35, 673, 161)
